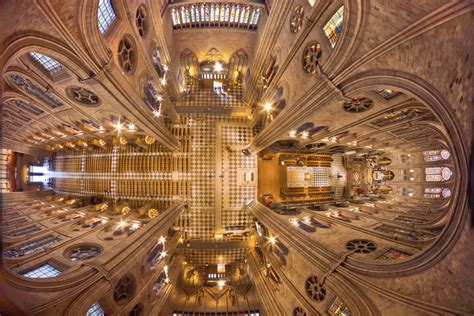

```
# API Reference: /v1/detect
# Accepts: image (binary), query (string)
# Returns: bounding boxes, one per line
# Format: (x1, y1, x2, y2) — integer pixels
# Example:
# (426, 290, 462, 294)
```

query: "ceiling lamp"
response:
(214, 62, 223, 72)
(263, 102, 272, 112)
(127, 123, 136, 131)
(153, 110, 161, 118)
(114, 122, 124, 132)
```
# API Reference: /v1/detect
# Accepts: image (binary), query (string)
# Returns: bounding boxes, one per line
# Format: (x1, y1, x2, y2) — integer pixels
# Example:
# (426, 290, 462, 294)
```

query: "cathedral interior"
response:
(0, 0, 473, 315)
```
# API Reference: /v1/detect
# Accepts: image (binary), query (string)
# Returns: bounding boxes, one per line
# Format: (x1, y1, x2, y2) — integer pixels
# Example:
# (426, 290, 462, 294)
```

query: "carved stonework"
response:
(343, 97, 374, 113)
(118, 36, 137, 75)
(9, 74, 63, 108)
(303, 42, 322, 75)
(113, 274, 136, 304)
(290, 5, 304, 33)
(305, 276, 326, 301)
(67, 243, 102, 260)
(66, 86, 100, 106)
(136, 6, 148, 38)
(346, 239, 377, 253)
(293, 307, 307, 316)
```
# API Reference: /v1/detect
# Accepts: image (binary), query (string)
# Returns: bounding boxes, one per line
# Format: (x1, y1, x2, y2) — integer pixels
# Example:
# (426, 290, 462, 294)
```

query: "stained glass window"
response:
(323, 6, 344, 48)
(4, 235, 59, 258)
(328, 296, 352, 316)
(8, 225, 40, 237)
(377, 249, 411, 260)
(235, 6, 240, 23)
(22, 264, 61, 278)
(190, 6, 196, 22)
(86, 302, 105, 316)
(230, 6, 236, 23)
(9, 74, 63, 108)
(251, 8, 261, 25)
(220, 5, 226, 21)
(425, 187, 443, 194)
(425, 167, 452, 182)
(424, 187, 445, 198)
(97, 0, 117, 33)
(244, 6, 251, 23)
(214, 5, 220, 22)
(185, 7, 191, 23)
(224, 5, 230, 22)
(204, 5, 210, 21)
(68, 244, 102, 261)
(194, 5, 200, 22)
(423, 149, 450, 162)
(240, 7, 248, 23)
(171, 8, 180, 25)
(180, 7, 186, 24)
(11, 100, 44, 116)
(30, 52, 63, 74)
(171, 3, 261, 30)
(210, 4, 215, 22)
(375, 89, 403, 100)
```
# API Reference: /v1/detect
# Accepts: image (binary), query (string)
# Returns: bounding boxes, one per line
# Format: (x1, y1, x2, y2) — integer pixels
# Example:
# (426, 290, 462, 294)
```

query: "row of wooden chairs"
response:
(116, 180, 190, 197)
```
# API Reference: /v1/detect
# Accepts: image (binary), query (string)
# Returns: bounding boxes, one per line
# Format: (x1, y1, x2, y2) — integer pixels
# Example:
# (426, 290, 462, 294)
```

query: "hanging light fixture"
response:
(214, 61, 223, 72)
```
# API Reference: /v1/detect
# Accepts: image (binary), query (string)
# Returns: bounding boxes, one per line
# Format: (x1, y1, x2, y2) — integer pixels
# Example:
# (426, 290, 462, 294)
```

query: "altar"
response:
(284, 166, 329, 188)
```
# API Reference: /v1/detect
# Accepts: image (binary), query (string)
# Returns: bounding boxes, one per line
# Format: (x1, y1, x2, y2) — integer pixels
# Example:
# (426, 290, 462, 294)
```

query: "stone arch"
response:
(78, 0, 120, 67)
(338, 70, 469, 276)
(0, 34, 91, 79)
(323, 0, 363, 77)
(228, 49, 249, 84)
(3, 68, 66, 111)
(179, 48, 198, 79)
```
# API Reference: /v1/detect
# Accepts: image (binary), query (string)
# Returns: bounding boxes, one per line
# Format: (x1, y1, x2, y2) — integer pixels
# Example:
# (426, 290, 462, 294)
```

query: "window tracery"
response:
(423, 149, 450, 162)
(98, 0, 117, 33)
(30, 52, 63, 74)
(86, 302, 105, 316)
(7, 225, 40, 237)
(290, 5, 304, 33)
(9, 74, 63, 108)
(323, 6, 344, 48)
(346, 239, 376, 253)
(136, 6, 149, 38)
(22, 263, 61, 278)
(305, 275, 326, 301)
(370, 108, 426, 128)
(375, 89, 403, 100)
(171, 3, 261, 30)
(66, 86, 100, 106)
(118, 36, 137, 75)
(425, 167, 452, 182)
(3, 108, 31, 123)
(302, 42, 322, 75)
(293, 307, 307, 316)
(113, 274, 136, 303)
(9, 99, 44, 116)
(68, 244, 102, 261)
(4, 234, 59, 258)
(328, 297, 352, 316)
(343, 97, 373, 113)
(129, 304, 144, 316)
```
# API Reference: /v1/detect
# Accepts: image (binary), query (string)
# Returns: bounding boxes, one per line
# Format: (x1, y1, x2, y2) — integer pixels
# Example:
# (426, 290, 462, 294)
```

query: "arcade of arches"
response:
(0, 1, 473, 315)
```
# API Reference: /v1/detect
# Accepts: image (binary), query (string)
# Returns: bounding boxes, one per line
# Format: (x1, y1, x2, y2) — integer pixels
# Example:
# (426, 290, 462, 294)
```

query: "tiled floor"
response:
(178, 85, 245, 108)
(187, 115, 257, 240)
